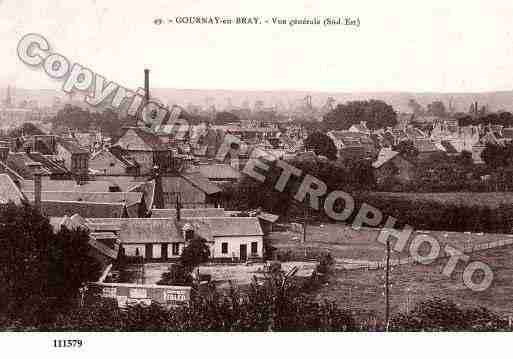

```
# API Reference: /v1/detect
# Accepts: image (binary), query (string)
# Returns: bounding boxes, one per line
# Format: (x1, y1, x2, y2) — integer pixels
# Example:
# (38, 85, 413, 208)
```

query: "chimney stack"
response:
(34, 172, 42, 211)
(152, 165, 164, 209)
(144, 68, 150, 103)
(176, 195, 181, 222)
(0, 147, 8, 162)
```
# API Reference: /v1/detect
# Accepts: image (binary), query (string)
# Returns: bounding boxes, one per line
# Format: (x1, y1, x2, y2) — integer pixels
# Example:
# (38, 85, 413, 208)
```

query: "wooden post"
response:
(303, 205, 307, 258)
(385, 238, 390, 331)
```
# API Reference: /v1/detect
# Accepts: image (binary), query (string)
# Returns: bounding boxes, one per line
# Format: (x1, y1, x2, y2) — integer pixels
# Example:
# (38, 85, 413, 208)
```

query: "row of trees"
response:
(323, 99, 397, 131)
(457, 112, 513, 127)
(354, 193, 513, 233)
(41, 290, 510, 331)
(223, 156, 375, 221)
(49, 105, 137, 139)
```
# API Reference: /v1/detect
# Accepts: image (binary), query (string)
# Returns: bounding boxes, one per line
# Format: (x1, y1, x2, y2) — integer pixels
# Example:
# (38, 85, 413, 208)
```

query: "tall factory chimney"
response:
(144, 68, 150, 103)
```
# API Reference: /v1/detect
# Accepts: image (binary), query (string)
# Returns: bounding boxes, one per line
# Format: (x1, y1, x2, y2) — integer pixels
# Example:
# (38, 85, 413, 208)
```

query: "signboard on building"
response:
(129, 288, 148, 299)
(92, 282, 191, 308)
(163, 289, 189, 304)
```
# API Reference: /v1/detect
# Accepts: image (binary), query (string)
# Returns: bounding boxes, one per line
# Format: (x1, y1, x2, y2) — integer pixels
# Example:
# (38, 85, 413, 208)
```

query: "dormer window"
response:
(185, 229, 194, 241)
(182, 223, 195, 241)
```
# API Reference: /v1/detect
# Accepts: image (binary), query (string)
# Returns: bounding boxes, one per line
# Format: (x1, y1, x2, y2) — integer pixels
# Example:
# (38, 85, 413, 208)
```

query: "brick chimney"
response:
(0, 147, 8, 162)
(34, 171, 42, 211)
(152, 165, 164, 209)
(176, 195, 181, 222)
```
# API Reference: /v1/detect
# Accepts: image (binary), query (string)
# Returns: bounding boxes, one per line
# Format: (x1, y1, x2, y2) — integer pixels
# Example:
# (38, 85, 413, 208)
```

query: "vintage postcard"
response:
(0, 0, 512, 357)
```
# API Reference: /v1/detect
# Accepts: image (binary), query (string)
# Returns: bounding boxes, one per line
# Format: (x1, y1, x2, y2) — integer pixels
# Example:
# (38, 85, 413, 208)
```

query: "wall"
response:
(89, 150, 128, 176)
(128, 151, 155, 175)
(56, 143, 72, 171)
(210, 235, 263, 259)
(123, 244, 146, 257)
(91, 282, 191, 307)
(122, 242, 184, 260)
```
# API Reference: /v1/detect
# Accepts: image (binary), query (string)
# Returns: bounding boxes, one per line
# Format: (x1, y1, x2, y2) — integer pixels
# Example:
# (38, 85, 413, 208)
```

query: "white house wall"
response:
(210, 236, 263, 259)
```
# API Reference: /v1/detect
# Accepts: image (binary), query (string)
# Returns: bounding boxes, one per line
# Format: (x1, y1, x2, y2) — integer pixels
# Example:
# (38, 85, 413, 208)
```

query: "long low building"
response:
(86, 215, 264, 262)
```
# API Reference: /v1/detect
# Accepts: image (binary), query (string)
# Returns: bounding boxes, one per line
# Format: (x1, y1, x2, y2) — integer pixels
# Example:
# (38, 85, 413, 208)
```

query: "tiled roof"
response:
(25, 152, 68, 174)
(328, 131, 374, 145)
(181, 172, 222, 195)
(128, 180, 155, 213)
(0, 174, 26, 204)
(372, 150, 400, 169)
(107, 146, 139, 167)
(3, 152, 68, 179)
(193, 217, 263, 237)
(57, 138, 89, 154)
(406, 127, 426, 139)
(21, 178, 144, 192)
(151, 207, 226, 218)
(40, 200, 127, 218)
(413, 139, 440, 153)
(257, 212, 279, 223)
(23, 191, 143, 206)
(127, 127, 168, 151)
(86, 218, 183, 244)
(440, 140, 458, 154)
(502, 128, 513, 139)
(189, 163, 241, 181)
(88, 237, 119, 259)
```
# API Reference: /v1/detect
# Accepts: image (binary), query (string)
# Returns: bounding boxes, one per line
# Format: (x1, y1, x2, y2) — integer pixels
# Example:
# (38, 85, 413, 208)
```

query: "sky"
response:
(1, 0, 513, 93)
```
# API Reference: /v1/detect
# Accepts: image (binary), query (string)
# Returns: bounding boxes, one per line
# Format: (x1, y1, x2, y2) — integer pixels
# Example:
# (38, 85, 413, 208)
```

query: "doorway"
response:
(240, 244, 247, 261)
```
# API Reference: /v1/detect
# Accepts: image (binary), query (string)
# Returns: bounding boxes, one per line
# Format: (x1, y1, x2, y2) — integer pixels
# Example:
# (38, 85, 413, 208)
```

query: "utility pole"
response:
(303, 205, 307, 258)
(385, 238, 391, 331)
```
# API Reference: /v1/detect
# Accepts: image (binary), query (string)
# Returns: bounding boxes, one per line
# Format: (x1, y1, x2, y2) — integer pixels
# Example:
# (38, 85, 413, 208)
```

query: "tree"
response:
(390, 297, 508, 331)
(50, 104, 137, 139)
(157, 263, 193, 286)
(51, 271, 356, 331)
(456, 150, 473, 168)
(481, 143, 507, 169)
(7, 122, 45, 137)
(0, 202, 101, 327)
(213, 111, 240, 125)
(49, 227, 102, 304)
(426, 101, 447, 117)
(304, 131, 338, 160)
(180, 238, 211, 270)
(393, 140, 419, 159)
(408, 99, 424, 116)
(323, 99, 397, 131)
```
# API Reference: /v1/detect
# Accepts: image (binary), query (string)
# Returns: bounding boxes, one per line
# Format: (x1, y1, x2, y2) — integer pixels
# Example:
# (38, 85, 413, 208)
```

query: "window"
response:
(172, 243, 180, 256)
(221, 242, 228, 254)
(251, 242, 258, 254)
(185, 229, 194, 241)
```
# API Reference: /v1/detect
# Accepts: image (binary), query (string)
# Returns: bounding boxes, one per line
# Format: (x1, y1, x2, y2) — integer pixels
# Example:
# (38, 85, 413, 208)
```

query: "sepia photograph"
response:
(1, 0, 513, 356)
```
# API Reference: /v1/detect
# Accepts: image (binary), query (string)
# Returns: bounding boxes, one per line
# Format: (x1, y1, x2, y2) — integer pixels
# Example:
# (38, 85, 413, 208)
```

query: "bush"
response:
(317, 252, 334, 274)
(157, 263, 193, 286)
(389, 297, 509, 331)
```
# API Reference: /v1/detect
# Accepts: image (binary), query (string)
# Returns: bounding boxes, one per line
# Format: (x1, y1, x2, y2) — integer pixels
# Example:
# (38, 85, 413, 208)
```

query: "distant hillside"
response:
(3, 87, 513, 113)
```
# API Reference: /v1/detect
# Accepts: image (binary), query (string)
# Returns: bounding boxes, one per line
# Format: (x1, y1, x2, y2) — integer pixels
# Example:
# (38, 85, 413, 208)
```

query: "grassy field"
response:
(268, 223, 513, 321)
(365, 191, 513, 209)
(269, 223, 513, 262)
(315, 246, 513, 322)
